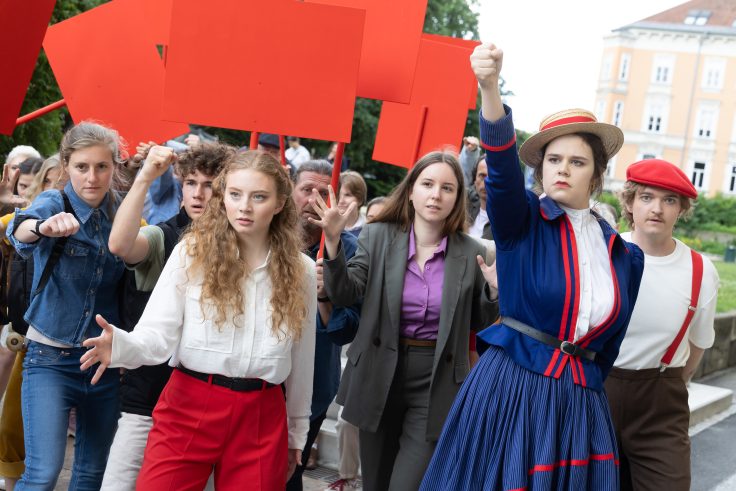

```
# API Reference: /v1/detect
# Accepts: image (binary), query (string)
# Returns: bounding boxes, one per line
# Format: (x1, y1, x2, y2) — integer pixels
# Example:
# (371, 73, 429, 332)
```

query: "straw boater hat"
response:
(518, 108, 625, 168)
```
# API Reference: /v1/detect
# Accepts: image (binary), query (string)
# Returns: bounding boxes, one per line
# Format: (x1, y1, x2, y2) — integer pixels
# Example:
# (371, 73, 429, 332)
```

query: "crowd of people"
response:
(0, 43, 720, 491)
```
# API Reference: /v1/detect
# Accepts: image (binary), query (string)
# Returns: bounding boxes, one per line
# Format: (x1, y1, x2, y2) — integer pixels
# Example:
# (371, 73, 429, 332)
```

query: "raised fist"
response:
(470, 43, 503, 90)
(139, 145, 176, 181)
(39, 212, 80, 238)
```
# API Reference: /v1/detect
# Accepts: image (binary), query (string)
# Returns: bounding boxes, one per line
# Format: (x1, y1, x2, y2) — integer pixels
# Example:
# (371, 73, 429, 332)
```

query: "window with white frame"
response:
(600, 54, 613, 81)
(702, 58, 725, 90)
(618, 54, 631, 82)
(691, 161, 706, 190)
(728, 163, 736, 194)
(695, 104, 718, 139)
(613, 101, 624, 127)
(684, 10, 711, 25)
(645, 102, 665, 133)
(651, 55, 674, 85)
(605, 156, 617, 177)
(595, 100, 607, 121)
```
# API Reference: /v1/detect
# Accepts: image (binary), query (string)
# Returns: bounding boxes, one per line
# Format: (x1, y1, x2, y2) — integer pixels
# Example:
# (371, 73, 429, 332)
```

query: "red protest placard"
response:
(43, 0, 189, 148)
(305, 0, 426, 103)
(162, 0, 365, 143)
(143, 0, 174, 46)
(423, 33, 479, 110)
(0, 0, 56, 135)
(372, 35, 480, 169)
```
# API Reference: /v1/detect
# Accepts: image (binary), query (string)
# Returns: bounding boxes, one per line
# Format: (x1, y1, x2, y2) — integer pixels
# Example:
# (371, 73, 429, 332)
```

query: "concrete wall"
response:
(694, 312, 736, 380)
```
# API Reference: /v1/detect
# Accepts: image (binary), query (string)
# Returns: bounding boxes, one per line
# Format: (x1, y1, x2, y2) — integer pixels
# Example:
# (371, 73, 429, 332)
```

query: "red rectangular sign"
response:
(0, 0, 56, 135)
(306, 0, 426, 103)
(373, 35, 480, 168)
(162, 0, 365, 143)
(43, 0, 189, 149)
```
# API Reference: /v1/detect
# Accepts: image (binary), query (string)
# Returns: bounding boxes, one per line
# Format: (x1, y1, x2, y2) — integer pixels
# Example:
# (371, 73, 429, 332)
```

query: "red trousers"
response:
(136, 369, 288, 491)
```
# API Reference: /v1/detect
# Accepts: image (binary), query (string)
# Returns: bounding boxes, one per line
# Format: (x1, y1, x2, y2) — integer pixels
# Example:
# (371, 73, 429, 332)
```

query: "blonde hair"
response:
(26, 154, 62, 202)
(618, 181, 694, 229)
(183, 151, 308, 338)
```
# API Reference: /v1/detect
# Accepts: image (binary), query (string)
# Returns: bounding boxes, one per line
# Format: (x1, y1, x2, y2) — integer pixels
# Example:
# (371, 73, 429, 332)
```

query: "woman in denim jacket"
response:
(7, 122, 126, 490)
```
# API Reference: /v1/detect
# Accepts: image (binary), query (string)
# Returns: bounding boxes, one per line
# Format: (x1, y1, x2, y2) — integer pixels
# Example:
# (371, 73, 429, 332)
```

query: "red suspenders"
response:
(659, 249, 704, 371)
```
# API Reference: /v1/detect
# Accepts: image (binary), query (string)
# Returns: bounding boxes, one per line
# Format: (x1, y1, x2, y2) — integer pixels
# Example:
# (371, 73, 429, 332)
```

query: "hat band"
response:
(541, 115, 596, 131)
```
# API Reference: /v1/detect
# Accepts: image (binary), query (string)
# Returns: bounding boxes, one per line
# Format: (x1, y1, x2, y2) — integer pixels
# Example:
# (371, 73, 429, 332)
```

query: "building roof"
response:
(638, 0, 736, 29)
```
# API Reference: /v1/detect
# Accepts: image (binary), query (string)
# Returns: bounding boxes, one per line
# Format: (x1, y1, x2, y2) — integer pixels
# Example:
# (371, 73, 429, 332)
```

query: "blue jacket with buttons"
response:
(7, 183, 125, 346)
(477, 107, 644, 391)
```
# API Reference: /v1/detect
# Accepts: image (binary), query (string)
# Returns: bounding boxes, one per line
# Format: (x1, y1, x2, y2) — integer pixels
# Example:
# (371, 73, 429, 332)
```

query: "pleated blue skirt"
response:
(420, 346, 619, 491)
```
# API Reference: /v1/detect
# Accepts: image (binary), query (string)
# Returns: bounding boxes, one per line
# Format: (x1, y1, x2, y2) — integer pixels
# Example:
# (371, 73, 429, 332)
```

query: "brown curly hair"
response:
(182, 151, 308, 339)
(176, 142, 235, 178)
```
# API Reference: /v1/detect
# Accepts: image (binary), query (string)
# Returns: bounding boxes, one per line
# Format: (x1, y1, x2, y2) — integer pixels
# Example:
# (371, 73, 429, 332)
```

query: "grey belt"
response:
(501, 316, 597, 362)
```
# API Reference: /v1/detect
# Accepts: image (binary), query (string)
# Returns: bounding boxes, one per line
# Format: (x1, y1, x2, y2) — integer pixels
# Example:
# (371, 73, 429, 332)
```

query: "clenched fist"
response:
(470, 43, 504, 90)
(138, 145, 176, 182)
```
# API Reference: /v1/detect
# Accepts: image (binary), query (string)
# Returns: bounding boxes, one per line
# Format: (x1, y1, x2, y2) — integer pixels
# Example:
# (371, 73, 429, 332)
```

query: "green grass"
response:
(715, 261, 736, 313)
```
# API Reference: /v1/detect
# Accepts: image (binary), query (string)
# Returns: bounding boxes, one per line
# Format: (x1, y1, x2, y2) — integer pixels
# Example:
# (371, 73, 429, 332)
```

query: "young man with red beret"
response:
(607, 158, 720, 491)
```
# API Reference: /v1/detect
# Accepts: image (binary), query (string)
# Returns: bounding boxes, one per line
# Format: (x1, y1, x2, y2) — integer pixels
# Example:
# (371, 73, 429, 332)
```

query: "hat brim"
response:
(518, 122, 624, 168)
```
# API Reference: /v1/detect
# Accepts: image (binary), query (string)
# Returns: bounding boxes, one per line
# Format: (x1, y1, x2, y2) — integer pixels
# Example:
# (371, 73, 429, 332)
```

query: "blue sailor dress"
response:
(421, 107, 644, 491)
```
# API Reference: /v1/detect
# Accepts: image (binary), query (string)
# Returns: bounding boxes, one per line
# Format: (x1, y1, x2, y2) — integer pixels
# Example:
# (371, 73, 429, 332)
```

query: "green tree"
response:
(0, 1, 109, 159)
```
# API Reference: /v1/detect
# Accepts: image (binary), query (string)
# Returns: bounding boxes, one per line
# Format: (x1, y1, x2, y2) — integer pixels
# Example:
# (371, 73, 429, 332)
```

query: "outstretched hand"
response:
(477, 255, 498, 291)
(80, 314, 115, 385)
(0, 163, 21, 196)
(307, 185, 356, 243)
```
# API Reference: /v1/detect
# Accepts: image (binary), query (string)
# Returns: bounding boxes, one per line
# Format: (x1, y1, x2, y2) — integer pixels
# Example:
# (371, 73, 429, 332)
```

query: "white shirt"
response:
(469, 208, 489, 238)
(110, 242, 318, 449)
(285, 145, 311, 170)
(560, 206, 614, 341)
(615, 234, 719, 370)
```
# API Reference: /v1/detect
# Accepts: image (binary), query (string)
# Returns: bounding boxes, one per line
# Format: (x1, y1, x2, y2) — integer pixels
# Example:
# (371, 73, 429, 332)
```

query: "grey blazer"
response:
(323, 222, 499, 441)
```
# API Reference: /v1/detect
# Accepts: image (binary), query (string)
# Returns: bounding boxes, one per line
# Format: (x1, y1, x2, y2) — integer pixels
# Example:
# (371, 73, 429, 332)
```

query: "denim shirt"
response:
(7, 182, 125, 346)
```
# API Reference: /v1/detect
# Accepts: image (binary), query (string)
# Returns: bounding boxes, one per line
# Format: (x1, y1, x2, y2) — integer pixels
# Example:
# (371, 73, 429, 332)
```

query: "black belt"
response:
(177, 364, 276, 392)
(501, 317, 597, 362)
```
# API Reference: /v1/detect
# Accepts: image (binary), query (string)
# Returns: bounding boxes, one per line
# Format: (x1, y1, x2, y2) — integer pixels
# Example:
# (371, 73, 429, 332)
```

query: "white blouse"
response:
(110, 241, 318, 450)
(560, 206, 614, 341)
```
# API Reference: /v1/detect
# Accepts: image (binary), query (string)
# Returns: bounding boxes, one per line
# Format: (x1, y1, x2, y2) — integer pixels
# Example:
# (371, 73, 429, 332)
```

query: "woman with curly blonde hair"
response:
(82, 150, 317, 490)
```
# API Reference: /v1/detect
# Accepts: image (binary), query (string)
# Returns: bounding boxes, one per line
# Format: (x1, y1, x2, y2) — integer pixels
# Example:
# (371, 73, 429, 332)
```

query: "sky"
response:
(476, 0, 686, 133)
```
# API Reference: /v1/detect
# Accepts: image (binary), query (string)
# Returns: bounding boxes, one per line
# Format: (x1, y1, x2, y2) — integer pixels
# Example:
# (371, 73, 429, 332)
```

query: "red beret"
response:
(626, 159, 697, 199)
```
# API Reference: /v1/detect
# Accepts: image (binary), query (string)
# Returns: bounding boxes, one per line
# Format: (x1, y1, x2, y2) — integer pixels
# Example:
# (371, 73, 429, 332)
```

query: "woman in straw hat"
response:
(420, 44, 645, 491)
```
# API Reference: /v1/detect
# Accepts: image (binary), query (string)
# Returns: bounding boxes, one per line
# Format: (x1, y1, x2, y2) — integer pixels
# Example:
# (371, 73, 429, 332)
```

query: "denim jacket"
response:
(7, 182, 125, 346)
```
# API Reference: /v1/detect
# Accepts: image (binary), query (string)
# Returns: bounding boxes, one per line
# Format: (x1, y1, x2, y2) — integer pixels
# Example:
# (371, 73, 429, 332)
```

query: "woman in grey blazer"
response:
(309, 151, 499, 491)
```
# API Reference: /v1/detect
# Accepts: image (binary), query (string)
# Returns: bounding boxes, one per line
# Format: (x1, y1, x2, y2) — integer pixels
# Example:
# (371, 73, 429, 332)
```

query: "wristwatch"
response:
(30, 219, 47, 238)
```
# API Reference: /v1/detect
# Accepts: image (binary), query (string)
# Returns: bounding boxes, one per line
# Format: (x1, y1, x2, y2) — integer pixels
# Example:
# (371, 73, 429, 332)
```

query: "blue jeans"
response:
(17, 341, 120, 491)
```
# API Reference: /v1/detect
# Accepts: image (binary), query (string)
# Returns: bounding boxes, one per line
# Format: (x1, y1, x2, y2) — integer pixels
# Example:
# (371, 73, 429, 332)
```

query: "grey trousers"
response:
(359, 344, 436, 491)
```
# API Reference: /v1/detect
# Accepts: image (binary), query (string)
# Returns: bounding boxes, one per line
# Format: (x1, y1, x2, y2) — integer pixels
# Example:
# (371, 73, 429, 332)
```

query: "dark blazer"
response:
(323, 222, 499, 441)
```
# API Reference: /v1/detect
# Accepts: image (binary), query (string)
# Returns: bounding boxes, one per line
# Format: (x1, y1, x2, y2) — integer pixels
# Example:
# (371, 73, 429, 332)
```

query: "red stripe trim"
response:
(553, 354, 569, 378)
(660, 250, 703, 366)
(540, 115, 595, 131)
(570, 354, 580, 384)
(544, 349, 561, 377)
(480, 134, 517, 152)
(558, 221, 572, 340)
(566, 217, 581, 342)
(527, 453, 618, 476)
(576, 357, 587, 387)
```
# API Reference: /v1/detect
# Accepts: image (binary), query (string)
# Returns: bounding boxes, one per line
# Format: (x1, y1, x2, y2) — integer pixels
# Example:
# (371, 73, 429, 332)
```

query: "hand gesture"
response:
(184, 134, 201, 147)
(130, 141, 158, 167)
(308, 185, 355, 243)
(470, 43, 503, 90)
(139, 145, 176, 182)
(464, 136, 480, 151)
(477, 255, 498, 291)
(80, 314, 115, 385)
(315, 258, 326, 298)
(287, 449, 302, 481)
(39, 212, 80, 238)
(0, 163, 20, 196)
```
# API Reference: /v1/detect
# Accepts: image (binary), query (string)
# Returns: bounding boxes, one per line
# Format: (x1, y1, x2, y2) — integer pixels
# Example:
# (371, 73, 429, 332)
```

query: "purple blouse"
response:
(399, 227, 447, 340)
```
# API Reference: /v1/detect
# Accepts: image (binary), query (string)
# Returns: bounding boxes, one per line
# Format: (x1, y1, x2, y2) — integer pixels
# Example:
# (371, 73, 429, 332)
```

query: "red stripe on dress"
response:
(544, 349, 561, 377)
(576, 358, 587, 387)
(570, 354, 580, 384)
(554, 354, 569, 379)
(544, 221, 573, 376)
(579, 235, 620, 348)
(540, 115, 595, 131)
(566, 216, 581, 343)
(480, 134, 517, 152)
(527, 453, 618, 475)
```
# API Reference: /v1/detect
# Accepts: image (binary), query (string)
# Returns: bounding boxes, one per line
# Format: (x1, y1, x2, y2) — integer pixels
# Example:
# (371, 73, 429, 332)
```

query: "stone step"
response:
(688, 382, 734, 427)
